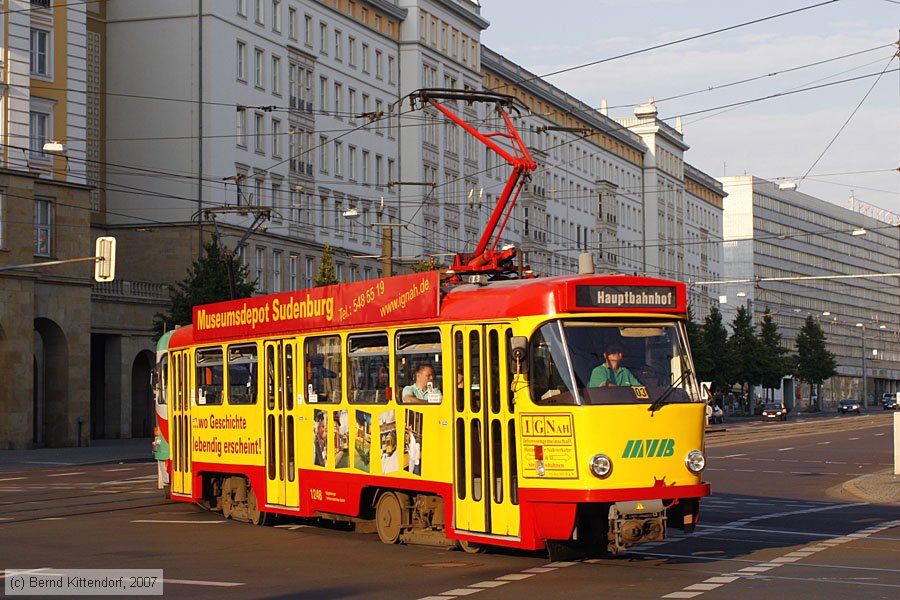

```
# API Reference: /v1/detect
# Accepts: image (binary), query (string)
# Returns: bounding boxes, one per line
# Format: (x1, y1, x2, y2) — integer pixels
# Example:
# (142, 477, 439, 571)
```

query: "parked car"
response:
(761, 403, 788, 421)
(883, 395, 899, 410)
(838, 398, 861, 414)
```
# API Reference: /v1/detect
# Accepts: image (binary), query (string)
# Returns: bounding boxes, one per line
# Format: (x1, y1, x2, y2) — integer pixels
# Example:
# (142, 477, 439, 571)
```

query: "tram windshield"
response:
(528, 319, 701, 406)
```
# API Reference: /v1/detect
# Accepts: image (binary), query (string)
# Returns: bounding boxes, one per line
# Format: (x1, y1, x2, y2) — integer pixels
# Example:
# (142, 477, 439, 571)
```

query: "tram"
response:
(155, 90, 710, 556)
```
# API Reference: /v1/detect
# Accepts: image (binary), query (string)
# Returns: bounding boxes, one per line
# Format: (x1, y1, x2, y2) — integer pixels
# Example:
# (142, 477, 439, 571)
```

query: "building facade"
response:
(718, 176, 900, 406)
(2, 0, 729, 448)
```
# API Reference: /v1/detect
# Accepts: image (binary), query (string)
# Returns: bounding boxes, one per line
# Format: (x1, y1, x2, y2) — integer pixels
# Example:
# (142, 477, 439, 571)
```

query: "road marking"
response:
(48, 472, 84, 477)
(817, 441, 831, 445)
(723, 453, 746, 458)
(848, 437, 860, 441)
(419, 562, 576, 600)
(0, 477, 26, 482)
(163, 578, 243, 587)
(777, 447, 794, 452)
(874, 432, 885, 436)
(131, 519, 225, 524)
(656, 516, 900, 599)
(103, 468, 136, 472)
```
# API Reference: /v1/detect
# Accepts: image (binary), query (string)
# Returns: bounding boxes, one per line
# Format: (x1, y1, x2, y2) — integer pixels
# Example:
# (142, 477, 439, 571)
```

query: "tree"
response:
(794, 315, 837, 410)
(152, 237, 255, 339)
(685, 307, 709, 376)
(726, 305, 762, 411)
(314, 243, 339, 287)
(757, 309, 791, 401)
(699, 306, 730, 393)
(409, 258, 437, 273)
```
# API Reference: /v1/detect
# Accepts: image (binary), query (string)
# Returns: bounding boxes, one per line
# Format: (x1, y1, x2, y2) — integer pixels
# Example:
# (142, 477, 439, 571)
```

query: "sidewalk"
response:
(0, 438, 153, 472)
(841, 469, 900, 505)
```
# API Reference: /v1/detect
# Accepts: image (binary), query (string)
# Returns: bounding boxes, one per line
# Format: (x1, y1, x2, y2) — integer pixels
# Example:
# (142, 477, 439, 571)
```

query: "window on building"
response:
(255, 246, 265, 291)
(29, 109, 51, 159)
(271, 118, 282, 156)
(348, 145, 356, 180)
(254, 0, 264, 24)
(305, 257, 313, 288)
(375, 49, 383, 79)
(334, 30, 343, 61)
(319, 135, 328, 173)
(361, 150, 369, 185)
(273, 250, 282, 292)
(333, 82, 342, 116)
(237, 0, 247, 17)
(362, 43, 370, 73)
(348, 36, 356, 67)
(236, 108, 247, 147)
(34, 197, 52, 257)
(236, 41, 247, 81)
(289, 254, 299, 289)
(272, 0, 281, 31)
(319, 23, 327, 54)
(271, 55, 281, 94)
(30, 29, 49, 76)
(334, 141, 343, 176)
(254, 48, 264, 88)
(305, 15, 313, 46)
(288, 6, 296, 39)
(255, 112, 265, 153)
(388, 55, 395, 84)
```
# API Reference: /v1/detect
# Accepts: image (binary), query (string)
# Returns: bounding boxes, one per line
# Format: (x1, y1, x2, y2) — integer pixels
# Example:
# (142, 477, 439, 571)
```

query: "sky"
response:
(479, 0, 900, 218)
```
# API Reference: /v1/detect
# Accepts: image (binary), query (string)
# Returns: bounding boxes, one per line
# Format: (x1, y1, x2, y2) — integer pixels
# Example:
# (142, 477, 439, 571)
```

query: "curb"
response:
(840, 469, 900, 505)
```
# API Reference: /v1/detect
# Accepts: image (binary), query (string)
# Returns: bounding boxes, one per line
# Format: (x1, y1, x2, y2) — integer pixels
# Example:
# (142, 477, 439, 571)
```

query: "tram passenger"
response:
(402, 364, 442, 403)
(589, 342, 641, 388)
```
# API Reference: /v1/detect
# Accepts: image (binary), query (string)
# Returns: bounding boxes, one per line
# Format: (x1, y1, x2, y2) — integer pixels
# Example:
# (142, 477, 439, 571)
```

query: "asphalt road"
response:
(0, 412, 897, 599)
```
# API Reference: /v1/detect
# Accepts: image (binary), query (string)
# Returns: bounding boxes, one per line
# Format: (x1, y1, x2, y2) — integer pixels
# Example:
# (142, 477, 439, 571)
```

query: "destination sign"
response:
(575, 285, 678, 309)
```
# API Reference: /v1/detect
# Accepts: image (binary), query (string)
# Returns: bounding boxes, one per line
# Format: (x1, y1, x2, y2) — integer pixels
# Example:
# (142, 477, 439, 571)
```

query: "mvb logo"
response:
(622, 439, 675, 458)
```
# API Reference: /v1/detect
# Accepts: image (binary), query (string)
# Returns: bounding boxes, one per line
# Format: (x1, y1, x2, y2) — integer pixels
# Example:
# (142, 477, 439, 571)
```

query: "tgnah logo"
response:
(622, 439, 675, 458)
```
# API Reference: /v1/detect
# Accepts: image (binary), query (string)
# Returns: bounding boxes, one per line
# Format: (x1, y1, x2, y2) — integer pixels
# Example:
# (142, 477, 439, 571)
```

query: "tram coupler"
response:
(607, 500, 667, 554)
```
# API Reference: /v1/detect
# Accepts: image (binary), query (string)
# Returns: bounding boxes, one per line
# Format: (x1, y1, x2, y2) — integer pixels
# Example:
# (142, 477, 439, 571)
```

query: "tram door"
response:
(171, 350, 192, 497)
(452, 324, 520, 539)
(263, 340, 299, 508)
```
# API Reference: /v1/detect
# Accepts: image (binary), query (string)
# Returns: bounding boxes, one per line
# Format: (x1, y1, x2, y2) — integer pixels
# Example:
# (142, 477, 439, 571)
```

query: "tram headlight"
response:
(589, 454, 613, 479)
(685, 450, 706, 473)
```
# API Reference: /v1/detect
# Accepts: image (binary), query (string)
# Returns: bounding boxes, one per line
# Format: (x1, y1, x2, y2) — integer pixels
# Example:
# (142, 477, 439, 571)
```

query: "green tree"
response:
(757, 309, 791, 401)
(726, 305, 762, 410)
(685, 307, 709, 377)
(409, 258, 437, 273)
(314, 243, 340, 287)
(699, 306, 730, 392)
(794, 315, 837, 410)
(152, 237, 255, 339)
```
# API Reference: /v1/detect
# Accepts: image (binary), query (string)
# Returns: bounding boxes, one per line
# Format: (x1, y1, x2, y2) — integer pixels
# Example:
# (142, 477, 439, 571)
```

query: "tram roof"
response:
(168, 272, 686, 349)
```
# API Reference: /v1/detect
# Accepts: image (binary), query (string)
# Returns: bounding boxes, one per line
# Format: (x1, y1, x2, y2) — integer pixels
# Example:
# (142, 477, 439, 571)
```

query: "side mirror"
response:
(510, 336, 528, 362)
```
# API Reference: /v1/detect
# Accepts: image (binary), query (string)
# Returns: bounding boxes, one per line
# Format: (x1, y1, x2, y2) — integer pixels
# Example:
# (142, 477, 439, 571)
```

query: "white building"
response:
(718, 176, 900, 405)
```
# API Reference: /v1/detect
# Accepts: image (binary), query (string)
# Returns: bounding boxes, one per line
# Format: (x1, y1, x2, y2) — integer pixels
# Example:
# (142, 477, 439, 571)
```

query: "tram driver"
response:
(589, 342, 642, 388)
(402, 364, 442, 403)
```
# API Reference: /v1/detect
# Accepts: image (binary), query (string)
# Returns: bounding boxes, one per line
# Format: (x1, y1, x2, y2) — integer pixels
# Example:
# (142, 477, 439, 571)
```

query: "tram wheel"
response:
(375, 492, 403, 544)
(247, 487, 272, 526)
(458, 540, 486, 554)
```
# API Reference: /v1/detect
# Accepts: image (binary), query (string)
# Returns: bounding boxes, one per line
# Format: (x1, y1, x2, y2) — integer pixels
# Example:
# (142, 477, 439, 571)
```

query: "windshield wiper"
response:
(648, 369, 691, 415)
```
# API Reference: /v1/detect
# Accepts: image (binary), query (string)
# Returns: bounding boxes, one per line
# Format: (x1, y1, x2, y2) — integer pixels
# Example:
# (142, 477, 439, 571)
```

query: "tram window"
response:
(505, 329, 516, 413)
(529, 323, 576, 405)
(491, 419, 503, 503)
(454, 331, 465, 413)
(470, 419, 482, 501)
(285, 344, 294, 409)
(489, 330, 500, 414)
(347, 333, 390, 404)
(455, 418, 466, 500)
(507, 419, 518, 505)
(227, 344, 258, 405)
(266, 344, 277, 410)
(468, 330, 481, 412)
(287, 415, 295, 481)
(395, 329, 443, 404)
(304, 335, 342, 404)
(195, 347, 224, 405)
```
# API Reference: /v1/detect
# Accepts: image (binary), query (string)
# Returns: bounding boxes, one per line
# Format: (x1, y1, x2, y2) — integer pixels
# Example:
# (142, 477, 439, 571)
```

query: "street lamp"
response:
(855, 322, 867, 409)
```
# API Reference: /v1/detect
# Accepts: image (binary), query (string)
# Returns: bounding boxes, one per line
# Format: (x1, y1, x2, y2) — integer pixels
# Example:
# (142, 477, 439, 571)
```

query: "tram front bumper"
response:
(607, 499, 666, 554)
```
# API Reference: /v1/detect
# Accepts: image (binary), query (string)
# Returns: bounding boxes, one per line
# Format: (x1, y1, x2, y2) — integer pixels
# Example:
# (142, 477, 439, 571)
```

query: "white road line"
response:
(777, 447, 794, 452)
(0, 477, 26, 482)
(817, 441, 831, 445)
(441, 589, 483, 596)
(874, 432, 885, 436)
(48, 472, 84, 477)
(723, 454, 746, 458)
(163, 578, 243, 587)
(848, 437, 860, 441)
(131, 519, 224, 524)
(103, 468, 136, 472)
(468, 581, 510, 589)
